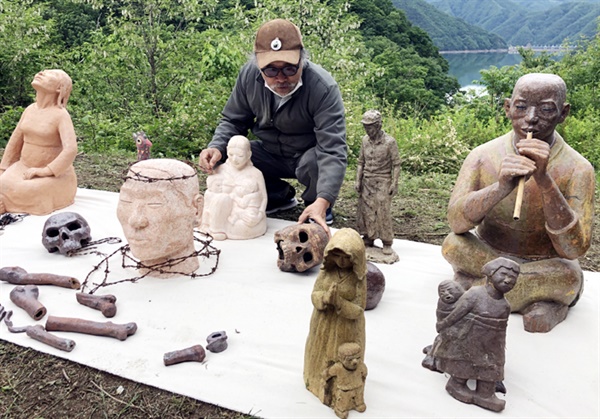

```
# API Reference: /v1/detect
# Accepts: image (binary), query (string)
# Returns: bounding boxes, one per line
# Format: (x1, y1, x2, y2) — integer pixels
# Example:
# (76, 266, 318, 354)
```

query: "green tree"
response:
(0, 0, 58, 107)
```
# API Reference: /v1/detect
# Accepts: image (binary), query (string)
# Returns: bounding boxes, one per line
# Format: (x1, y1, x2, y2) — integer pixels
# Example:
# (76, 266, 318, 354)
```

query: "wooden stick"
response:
(513, 131, 532, 220)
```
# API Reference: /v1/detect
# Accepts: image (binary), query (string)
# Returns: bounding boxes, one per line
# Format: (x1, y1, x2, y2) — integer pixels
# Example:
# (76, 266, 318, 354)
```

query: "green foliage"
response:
(392, 114, 471, 175)
(560, 111, 600, 169)
(0, 106, 24, 148)
(0, 0, 59, 107)
(558, 34, 600, 115)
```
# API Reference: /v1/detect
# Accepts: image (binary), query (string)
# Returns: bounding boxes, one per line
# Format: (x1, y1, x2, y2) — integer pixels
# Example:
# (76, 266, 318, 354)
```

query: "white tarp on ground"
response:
(0, 188, 598, 418)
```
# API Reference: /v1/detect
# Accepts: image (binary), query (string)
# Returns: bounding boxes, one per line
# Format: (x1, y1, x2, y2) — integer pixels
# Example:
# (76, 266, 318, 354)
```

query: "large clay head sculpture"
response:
(117, 159, 203, 277)
(0, 69, 77, 215)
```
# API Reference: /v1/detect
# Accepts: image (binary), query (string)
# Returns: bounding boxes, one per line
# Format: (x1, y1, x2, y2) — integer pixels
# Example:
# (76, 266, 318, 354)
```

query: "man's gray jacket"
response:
(209, 60, 347, 205)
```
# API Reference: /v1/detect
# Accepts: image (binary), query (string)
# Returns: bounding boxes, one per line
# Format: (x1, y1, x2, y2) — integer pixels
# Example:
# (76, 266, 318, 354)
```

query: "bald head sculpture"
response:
(117, 159, 203, 277)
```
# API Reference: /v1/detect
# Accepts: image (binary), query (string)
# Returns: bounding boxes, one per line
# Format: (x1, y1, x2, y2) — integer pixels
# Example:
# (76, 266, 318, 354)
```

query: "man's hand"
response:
(298, 197, 330, 235)
(198, 148, 222, 174)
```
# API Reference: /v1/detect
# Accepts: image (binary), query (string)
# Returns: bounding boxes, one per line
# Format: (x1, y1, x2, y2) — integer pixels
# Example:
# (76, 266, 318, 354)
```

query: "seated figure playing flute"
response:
(441, 73, 595, 333)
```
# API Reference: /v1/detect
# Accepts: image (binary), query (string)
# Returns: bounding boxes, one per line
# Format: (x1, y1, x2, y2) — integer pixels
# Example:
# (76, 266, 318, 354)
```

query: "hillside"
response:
(423, 0, 600, 46)
(392, 0, 507, 51)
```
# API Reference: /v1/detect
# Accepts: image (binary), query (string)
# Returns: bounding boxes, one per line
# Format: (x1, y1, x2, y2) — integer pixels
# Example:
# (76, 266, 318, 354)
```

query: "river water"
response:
(442, 52, 523, 89)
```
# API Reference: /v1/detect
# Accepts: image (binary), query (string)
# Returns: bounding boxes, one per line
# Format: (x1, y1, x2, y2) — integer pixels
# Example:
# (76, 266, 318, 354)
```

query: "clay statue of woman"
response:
(431, 257, 519, 412)
(304, 228, 367, 407)
(0, 69, 77, 215)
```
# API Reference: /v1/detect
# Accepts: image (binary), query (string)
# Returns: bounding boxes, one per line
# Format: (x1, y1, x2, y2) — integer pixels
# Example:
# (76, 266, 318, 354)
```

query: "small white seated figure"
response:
(200, 135, 267, 240)
(117, 159, 203, 277)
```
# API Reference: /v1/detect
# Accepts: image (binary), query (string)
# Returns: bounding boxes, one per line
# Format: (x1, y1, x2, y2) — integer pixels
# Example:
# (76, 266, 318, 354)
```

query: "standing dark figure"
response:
(355, 110, 401, 262)
(432, 257, 519, 412)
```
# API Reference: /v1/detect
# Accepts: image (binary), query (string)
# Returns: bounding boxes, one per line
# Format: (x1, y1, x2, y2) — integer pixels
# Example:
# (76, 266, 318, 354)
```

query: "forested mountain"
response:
(511, 0, 600, 12)
(422, 0, 600, 46)
(392, 0, 507, 51)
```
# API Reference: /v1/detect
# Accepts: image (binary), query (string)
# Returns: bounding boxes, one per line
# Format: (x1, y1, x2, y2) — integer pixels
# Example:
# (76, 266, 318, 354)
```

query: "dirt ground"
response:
(1, 151, 598, 418)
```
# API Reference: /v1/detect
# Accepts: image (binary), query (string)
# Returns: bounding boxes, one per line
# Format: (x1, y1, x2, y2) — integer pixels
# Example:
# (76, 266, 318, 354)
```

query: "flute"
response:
(512, 131, 532, 220)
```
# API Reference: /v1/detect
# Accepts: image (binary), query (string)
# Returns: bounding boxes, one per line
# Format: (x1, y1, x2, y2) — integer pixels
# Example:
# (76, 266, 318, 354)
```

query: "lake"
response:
(442, 52, 523, 89)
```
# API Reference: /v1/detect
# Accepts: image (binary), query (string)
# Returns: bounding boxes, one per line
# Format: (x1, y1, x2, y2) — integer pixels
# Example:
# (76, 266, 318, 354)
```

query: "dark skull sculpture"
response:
(274, 224, 329, 272)
(42, 212, 92, 255)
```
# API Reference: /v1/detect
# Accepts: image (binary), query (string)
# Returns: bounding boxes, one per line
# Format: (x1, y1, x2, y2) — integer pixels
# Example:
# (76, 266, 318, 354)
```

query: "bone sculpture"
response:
(163, 344, 206, 366)
(45, 315, 137, 341)
(0, 266, 81, 289)
(76, 293, 117, 318)
(0, 305, 76, 352)
(9, 285, 47, 320)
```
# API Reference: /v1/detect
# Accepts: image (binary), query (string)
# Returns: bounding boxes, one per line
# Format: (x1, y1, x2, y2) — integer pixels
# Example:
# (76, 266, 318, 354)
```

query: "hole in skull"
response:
(299, 231, 309, 243)
(81, 238, 91, 247)
(66, 221, 82, 231)
(46, 228, 59, 238)
(48, 247, 59, 253)
(303, 252, 313, 263)
(61, 232, 69, 240)
(276, 240, 284, 260)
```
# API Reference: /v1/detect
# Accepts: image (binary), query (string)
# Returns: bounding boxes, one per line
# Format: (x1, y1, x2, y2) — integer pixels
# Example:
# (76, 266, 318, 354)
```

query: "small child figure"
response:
(422, 279, 465, 371)
(322, 342, 368, 419)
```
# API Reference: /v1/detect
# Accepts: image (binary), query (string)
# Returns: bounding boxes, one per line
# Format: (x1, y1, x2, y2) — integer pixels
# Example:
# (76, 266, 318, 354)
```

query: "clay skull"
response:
(274, 224, 329, 272)
(42, 212, 92, 255)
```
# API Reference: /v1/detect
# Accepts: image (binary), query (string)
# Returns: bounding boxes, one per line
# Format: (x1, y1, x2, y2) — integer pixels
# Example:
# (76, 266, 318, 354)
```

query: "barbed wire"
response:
(81, 230, 220, 294)
(66, 236, 123, 257)
(121, 160, 198, 183)
(0, 213, 29, 231)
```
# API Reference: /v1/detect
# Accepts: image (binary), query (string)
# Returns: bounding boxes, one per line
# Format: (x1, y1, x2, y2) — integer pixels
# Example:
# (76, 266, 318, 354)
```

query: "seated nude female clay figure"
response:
(0, 69, 77, 215)
(117, 159, 203, 278)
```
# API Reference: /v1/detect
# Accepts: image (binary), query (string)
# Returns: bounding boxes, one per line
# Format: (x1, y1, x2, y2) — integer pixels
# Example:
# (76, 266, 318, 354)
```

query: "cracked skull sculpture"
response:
(274, 224, 329, 272)
(42, 212, 91, 255)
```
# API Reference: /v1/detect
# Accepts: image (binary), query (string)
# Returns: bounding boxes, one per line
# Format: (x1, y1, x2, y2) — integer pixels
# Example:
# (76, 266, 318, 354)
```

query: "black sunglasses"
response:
(260, 64, 299, 78)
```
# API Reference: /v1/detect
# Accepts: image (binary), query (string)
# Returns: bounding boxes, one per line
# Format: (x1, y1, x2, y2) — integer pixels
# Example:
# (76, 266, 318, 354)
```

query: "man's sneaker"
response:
(266, 187, 298, 215)
(325, 208, 334, 225)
